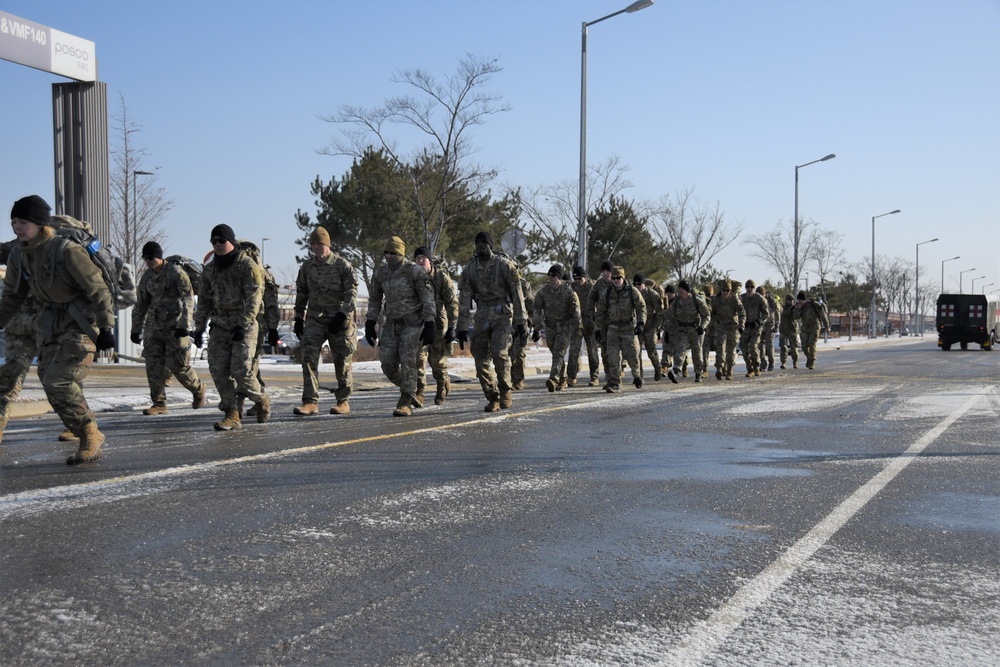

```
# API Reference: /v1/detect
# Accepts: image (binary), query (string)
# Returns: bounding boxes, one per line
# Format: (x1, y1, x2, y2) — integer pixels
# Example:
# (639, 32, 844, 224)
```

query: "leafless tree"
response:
(883, 256, 913, 335)
(745, 217, 822, 293)
(651, 187, 744, 283)
(109, 92, 172, 275)
(514, 155, 633, 269)
(320, 53, 510, 253)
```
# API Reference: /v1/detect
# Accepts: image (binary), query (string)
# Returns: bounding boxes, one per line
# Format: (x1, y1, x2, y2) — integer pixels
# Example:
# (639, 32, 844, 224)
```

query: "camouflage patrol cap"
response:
(716, 277, 730, 290)
(611, 266, 626, 279)
(703, 283, 715, 296)
(745, 278, 756, 289)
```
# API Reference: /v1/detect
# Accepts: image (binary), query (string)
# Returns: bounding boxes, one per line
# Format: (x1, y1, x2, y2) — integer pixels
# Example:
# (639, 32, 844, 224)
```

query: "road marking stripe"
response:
(659, 391, 984, 666)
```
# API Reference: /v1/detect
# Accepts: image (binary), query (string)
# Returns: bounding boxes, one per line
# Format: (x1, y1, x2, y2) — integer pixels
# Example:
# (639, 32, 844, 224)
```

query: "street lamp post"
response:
(261, 237, 270, 264)
(915, 238, 938, 336)
(578, 0, 654, 273)
(981, 282, 995, 294)
(970, 275, 987, 294)
(793, 153, 836, 293)
(839, 271, 856, 341)
(941, 256, 960, 294)
(959, 268, 977, 294)
(870, 209, 901, 338)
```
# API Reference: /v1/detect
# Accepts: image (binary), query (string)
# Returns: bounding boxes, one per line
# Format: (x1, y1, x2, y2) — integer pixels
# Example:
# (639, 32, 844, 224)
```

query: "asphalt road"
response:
(1, 338, 997, 666)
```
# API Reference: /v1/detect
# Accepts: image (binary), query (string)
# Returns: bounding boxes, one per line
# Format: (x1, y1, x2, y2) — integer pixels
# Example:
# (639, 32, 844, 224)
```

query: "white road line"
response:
(659, 391, 984, 667)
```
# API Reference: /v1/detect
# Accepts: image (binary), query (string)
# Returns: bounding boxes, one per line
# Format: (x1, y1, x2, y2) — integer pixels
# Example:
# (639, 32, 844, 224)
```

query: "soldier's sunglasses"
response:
(210, 237, 228, 245)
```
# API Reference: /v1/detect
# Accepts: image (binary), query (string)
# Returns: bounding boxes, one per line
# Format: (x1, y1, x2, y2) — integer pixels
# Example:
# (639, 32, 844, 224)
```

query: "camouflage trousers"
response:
(544, 320, 575, 385)
(758, 324, 775, 369)
(509, 325, 527, 386)
(714, 327, 739, 375)
(470, 309, 513, 400)
(779, 330, 800, 366)
(142, 330, 204, 406)
(301, 317, 356, 405)
(700, 327, 714, 375)
(418, 328, 453, 395)
(605, 323, 641, 387)
(37, 330, 98, 435)
(378, 316, 423, 397)
(568, 323, 599, 383)
(801, 326, 821, 368)
(637, 327, 660, 372)
(740, 325, 763, 373)
(662, 329, 689, 372)
(671, 326, 704, 376)
(208, 319, 266, 412)
(0, 331, 38, 426)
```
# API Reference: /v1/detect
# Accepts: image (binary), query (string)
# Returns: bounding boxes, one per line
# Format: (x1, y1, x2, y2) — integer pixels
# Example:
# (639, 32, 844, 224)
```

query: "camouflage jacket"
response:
(194, 250, 264, 333)
(457, 251, 526, 329)
(570, 277, 596, 327)
(295, 251, 358, 322)
(712, 292, 746, 331)
(0, 226, 114, 338)
(428, 266, 458, 331)
(132, 262, 194, 336)
(669, 293, 711, 329)
(740, 291, 769, 327)
(638, 287, 663, 329)
(367, 258, 436, 325)
(533, 281, 581, 330)
(596, 283, 646, 330)
(794, 299, 830, 332)
(779, 303, 800, 335)
(761, 294, 779, 330)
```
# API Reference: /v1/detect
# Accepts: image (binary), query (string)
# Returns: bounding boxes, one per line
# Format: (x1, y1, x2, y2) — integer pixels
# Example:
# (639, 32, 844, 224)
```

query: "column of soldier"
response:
(0, 198, 829, 466)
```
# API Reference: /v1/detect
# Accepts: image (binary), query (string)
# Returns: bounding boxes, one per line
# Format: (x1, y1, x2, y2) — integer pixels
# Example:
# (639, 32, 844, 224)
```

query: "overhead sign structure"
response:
(0, 10, 96, 82)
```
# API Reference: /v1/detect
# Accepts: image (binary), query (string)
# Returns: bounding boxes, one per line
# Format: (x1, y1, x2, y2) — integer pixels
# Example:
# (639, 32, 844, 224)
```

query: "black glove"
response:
(516, 324, 528, 347)
(419, 321, 436, 346)
(293, 317, 304, 338)
(737, 326, 744, 334)
(663, 331, 670, 344)
(595, 329, 602, 344)
(457, 330, 468, 350)
(193, 331, 204, 348)
(444, 326, 456, 343)
(327, 311, 347, 334)
(96, 328, 115, 351)
(231, 326, 245, 342)
(364, 319, 378, 347)
(130, 331, 142, 345)
(173, 327, 189, 339)
(532, 329, 541, 343)
(748, 320, 758, 330)
(634, 324, 644, 337)
(695, 325, 705, 335)
(267, 328, 280, 347)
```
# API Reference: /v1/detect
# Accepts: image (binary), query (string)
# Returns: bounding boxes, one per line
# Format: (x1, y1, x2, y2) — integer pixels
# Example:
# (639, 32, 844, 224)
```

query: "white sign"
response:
(0, 11, 96, 82)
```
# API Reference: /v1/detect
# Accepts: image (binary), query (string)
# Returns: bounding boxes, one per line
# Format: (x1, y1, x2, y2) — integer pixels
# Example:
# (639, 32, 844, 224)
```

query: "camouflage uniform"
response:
(194, 247, 267, 425)
(568, 274, 599, 386)
(587, 273, 613, 382)
(667, 286, 711, 382)
(757, 289, 779, 371)
(509, 276, 533, 390)
(739, 284, 768, 376)
(794, 296, 830, 369)
(699, 284, 716, 377)
(457, 245, 526, 411)
(595, 276, 646, 391)
(635, 282, 663, 380)
(132, 260, 206, 411)
(533, 277, 581, 390)
(252, 260, 281, 387)
(779, 296, 800, 369)
(295, 249, 358, 411)
(416, 263, 459, 405)
(367, 251, 436, 414)
(710, 279, 746, 380)
(0, 225, 114, 460)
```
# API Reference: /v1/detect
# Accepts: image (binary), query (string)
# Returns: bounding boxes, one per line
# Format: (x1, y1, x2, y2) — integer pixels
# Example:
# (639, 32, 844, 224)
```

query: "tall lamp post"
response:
(914, 238, 937, 336)
(870, 209, 901, 338)
(981, 282, 995, 294)
(940, 256, 960, 294)
(970, 275, 987, 294)
(577, 0, 654, 273)
(959, 268, 976, 294)
(261, 237, 270, 264)
(793, 153, 836, 292)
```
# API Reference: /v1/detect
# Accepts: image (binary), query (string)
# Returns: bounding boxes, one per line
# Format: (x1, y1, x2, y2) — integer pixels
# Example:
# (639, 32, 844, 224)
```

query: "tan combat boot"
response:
(434, 379, 450, 405)
(67, 422, 104, 465)
(393, 395, 412, 417)
(499, 392, 513, 409)
(330, 400, 350, 415)
(294, 403, 319, 416)
(411, 390, 424, 409)
(214, 409, 242, 431)
(142, 404, 168, 416)
(58, 429, 79, 442)
(484, 395, 501, 412)
(255, 395, 271, 423)
(192, 385, 207, 409)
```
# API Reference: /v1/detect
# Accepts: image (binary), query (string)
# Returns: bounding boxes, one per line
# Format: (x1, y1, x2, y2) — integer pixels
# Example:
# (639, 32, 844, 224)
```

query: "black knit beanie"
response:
(10, 195, 51, 225)
(210, 224, 237, 246)
(474, 231, 493, 248)
(141, 241, 163, 259)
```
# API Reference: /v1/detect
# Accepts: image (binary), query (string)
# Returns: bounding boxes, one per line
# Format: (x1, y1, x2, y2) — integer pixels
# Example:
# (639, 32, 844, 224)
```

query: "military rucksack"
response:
(47, 215, 137, 310)
(164, 255, 203, 295)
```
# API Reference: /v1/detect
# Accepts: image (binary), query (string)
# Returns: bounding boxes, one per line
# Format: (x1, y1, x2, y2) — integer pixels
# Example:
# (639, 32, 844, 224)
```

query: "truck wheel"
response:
(960, 341, 968, 350)
(941, 341, 952, 351)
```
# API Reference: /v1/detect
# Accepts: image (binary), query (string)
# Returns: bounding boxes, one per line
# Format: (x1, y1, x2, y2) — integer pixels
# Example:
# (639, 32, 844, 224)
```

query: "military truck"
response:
(935, 293, 998, 351)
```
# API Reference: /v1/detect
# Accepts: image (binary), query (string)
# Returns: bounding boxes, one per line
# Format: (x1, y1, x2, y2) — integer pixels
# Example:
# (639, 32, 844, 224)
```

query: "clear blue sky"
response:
(2, 0, 998, 295)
